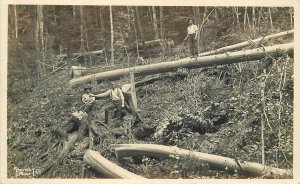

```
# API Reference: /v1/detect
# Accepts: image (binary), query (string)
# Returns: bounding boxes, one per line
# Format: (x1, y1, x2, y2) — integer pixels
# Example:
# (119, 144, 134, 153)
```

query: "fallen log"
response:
(58, 49, 105, 59)
(111, 144, 292, 178)
(135, 39, 173, 49)
(69, 65, 87, 79)
(83, 149, 145, 179)
(198, 29, 294, 57)
(69, 42, 293, 86)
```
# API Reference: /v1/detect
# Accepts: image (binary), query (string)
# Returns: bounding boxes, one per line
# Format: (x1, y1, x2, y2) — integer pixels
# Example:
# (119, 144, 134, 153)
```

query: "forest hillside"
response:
(7, 6, 293, 179)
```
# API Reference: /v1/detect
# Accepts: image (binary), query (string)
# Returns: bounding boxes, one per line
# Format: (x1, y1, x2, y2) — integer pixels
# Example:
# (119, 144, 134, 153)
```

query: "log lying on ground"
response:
(135, 39, 173, 49)
(58, 49, 106, 59)
(83, 149, 145, 179)
(69, 65, 87, 79)
(111, 144, 292, 178)
(69, 42, 293, 86)
(198, 29, 294, 57)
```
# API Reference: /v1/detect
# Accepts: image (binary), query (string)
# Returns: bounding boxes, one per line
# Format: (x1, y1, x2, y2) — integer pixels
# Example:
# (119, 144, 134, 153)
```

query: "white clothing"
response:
(187, 24, 198, 34)
(82, 93, 95, 104)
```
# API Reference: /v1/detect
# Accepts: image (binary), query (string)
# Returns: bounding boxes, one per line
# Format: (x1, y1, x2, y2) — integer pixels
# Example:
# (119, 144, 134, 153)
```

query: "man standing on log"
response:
(91, 82, 125, 127)
(184, 18, 198, 58)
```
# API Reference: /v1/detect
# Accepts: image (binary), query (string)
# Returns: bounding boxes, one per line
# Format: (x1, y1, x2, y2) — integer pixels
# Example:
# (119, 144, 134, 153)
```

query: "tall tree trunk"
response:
(36, 5, 42, 78)
(39, 5, 46, 74)
(130, 7, 140, 64)
(268, 7, 273, 31)
(243, 7, 247, 30)
(53, 6, 57, 25)
(80, 6, 84, 54)
(252, 7, 256, 29)
(258, 7, 263, 26)
(110, 5, 114, 64)
(148, 6, 153, 25)
(14, 5, 18, 39)
(99, 7, 104, 33)
(135, 7, 144, 41)
(159, 6, 164, 39)
(125, 6, 131, 30)
(235, 7, 240, 28)
(73, 5, 76, 18)
(116, 15, 129, 67)
(152, 6, 159, 40)
(290, 8, 293, 29)
(83, 13, 92, 66)
(232, 7, 235, 24)
(196, 7, 201, 54)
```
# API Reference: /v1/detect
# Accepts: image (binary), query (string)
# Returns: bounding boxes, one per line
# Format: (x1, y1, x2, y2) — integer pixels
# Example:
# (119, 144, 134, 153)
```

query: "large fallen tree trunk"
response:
(69, 42, 293, 86)
(111, 144, 292, 178)
(198, 29, 294, 57)
(83, 150, 145, 179)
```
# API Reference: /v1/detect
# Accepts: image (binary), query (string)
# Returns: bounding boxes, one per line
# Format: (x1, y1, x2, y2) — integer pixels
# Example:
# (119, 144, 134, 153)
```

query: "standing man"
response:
(184, 18, 198, 58)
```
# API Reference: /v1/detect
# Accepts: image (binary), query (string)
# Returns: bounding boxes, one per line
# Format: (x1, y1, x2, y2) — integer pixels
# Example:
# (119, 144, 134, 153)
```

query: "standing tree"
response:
(110, 5, 114, 64)
(252, 7, 256, 29)
(14, 5, 18, 39)
(152, 6, 159, 40)
(268, 7, 273, 31)
(159, 6, 164, 39)
(135, 7, 144, 41)
(35, 5, 46, 78)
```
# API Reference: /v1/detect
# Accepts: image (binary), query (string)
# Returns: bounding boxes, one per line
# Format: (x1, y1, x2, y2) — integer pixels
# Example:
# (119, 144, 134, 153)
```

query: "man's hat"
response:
(188, 18, 195, 23)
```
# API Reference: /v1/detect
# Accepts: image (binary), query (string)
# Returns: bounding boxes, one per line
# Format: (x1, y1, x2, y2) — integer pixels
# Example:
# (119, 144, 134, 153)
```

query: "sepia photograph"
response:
(1, 0, 299, 183)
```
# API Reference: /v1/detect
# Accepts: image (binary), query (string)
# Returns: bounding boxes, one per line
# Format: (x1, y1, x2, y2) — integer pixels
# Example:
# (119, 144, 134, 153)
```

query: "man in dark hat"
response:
(184, 18, 199, 58)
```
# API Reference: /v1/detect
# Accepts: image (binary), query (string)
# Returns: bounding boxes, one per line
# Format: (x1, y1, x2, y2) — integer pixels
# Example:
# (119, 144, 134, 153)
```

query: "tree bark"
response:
(53, 6, 57, 25)
(39, 5, 46, 74)
(111, 144, 292, 178)
(83, 150, 145, 179)
(80, 6, 84, 54)
(268, 7, 273, 31)
(152, 6, 159, 40)
(99, 7, 104, 33)
(110, 6, 114, 64)
(72, 5, 76, 18)
(258, 7, 263, 26)
(235, 7, 240, 27)
(69, 42, 293, 86)
(198, 29, 294, 57)
(290, 8, 293, 29)
(135, 7, 144, 41)
(159, 6, 164, 39)
(252, 7, 256, 29)
(36, 5, 43, 78)
(14, 5, 18, 39)
(148, 6, 153, 27)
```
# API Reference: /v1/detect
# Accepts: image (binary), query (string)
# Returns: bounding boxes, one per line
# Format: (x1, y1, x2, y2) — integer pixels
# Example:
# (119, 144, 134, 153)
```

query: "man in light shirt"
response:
(91, 82, 125, 127)
(184, 18, 198, 58)
(82, 86, 96, 111)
